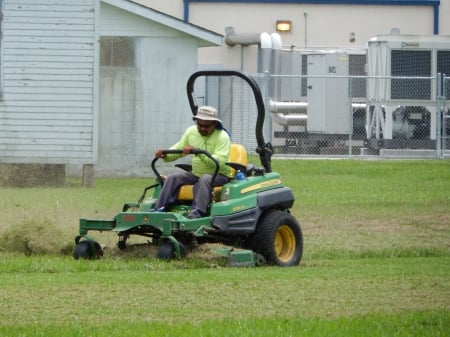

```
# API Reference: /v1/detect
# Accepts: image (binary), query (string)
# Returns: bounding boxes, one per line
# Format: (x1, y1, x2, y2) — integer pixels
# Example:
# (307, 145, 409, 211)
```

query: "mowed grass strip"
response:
(0, 255, 448, 326)
(0, 311, 448, 337)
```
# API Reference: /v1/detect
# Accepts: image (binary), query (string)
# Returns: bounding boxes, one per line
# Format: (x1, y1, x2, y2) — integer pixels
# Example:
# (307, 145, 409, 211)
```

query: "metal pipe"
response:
(225, 26, 268, 46)
(269, 100, 307, 126)
(270, 100, 308, 114)
(269, 100, 367, 126)
(272, 113, 308, 126)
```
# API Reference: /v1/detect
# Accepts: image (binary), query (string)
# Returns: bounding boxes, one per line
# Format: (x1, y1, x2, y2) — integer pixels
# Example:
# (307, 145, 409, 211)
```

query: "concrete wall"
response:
(96, 2, 200, 176)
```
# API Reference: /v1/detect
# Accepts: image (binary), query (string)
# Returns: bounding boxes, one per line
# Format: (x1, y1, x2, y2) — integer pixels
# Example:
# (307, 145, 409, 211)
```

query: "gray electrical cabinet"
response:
(307, 53, 351, 134)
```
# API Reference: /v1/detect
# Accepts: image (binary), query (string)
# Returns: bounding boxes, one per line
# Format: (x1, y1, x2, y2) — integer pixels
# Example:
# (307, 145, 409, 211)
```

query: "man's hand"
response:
(154, 149, 166, 158)
(183, 145, 195, 155)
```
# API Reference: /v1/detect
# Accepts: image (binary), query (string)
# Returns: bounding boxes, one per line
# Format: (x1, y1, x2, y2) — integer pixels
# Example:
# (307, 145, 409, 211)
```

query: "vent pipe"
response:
(224, 27, 272, 73)
(270, 100, 307, 127)
(270, 33, 282, 99)
(225, 26, 261, 46)
(224, 28, 310, 127)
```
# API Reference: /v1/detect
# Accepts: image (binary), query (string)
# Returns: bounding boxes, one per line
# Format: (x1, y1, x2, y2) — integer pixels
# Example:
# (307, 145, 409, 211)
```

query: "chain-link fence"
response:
(198, 72, 449, 159)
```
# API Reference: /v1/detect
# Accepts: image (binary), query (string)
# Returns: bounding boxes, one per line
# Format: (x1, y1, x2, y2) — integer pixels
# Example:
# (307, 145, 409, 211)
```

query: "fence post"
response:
(442, 74, 447, 157)
(436, 73, 445, 158)
(348, 76, 353, 156)
(82, 164, 95, 187)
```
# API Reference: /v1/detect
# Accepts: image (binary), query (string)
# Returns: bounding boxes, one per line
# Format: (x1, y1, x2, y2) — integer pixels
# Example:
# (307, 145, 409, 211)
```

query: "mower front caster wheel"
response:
(73, 240, 103, 260)
(157, 241, 186, 260)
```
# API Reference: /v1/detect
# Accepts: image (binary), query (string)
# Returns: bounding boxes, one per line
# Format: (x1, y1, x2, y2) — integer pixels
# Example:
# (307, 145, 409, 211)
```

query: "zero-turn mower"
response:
(74, 70, 303, 266)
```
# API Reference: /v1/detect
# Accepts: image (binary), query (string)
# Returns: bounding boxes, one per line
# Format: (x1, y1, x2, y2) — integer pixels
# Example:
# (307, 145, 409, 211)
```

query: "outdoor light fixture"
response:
(276, 20, 292, 32)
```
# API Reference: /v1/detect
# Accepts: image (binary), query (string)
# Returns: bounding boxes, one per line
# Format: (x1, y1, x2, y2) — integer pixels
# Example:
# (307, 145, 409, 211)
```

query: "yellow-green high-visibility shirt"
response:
(164, 125, 232, 178)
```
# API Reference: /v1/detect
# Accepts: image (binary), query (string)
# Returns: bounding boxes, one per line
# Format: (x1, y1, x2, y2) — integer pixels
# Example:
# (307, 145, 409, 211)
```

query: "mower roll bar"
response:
(186, 70, 272, 173)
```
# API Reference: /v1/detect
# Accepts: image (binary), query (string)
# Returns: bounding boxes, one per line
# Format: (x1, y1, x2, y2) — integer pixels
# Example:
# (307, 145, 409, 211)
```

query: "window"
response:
(100, 37, 135, 67)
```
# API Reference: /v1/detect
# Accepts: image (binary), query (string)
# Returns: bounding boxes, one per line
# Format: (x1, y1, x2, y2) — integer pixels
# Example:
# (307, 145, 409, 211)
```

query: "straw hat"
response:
(194, 106, 223, 123)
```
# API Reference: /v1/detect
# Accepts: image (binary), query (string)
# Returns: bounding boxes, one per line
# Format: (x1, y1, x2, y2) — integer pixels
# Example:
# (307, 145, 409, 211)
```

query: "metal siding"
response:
(0, 0, 97, 164)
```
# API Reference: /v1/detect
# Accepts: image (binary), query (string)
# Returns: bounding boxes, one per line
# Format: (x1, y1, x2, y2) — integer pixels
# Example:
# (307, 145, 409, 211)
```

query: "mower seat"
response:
(176, 143, 248, 202)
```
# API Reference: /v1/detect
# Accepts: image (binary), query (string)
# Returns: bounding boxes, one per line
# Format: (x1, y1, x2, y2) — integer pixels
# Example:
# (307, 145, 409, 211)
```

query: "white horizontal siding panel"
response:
(5, 29, 95, 37)
(4, 60, 93, 68)
(4, 56, 94, 64)
(4, 93, 92, 100)
(4, 41, 94, 50)
(1, 125, 92, 133)
(6, 80, 93, 88)
(0, 137, 92, 146)
(0, 0, 98, 164)
(5, 23, 94, 32)
(4, 48, 94, 57)
(4, 86, 93, 95)
(3, 3, 95, 12)
(3, 16, 93, 25)
(3, 67, 93, 75)
(0, 158, 91, 165)
(0, 142, 93, 151)
(6, 0, 94, 5)
(1, 100, 94, 107)
(5, 10, 94, 19)
(0, 131, 93, 139)
(3, 36, 95, 44)
(1, 119, 92, 127)
(0, 151, 93, 159)
(0, 110, 92, 117)
(4, 74, 93, 82)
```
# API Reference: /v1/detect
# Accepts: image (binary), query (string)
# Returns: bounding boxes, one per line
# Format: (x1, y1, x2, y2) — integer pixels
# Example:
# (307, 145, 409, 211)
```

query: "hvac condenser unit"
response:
(366, 34, 450, 143)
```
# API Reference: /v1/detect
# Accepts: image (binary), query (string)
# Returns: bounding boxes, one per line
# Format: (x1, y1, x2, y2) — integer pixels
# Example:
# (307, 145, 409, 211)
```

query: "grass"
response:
(277, 159, 450, 259)
(0, 254, 448, 336)
(1, 312, 448, 337)
(0, 159, 449, 336)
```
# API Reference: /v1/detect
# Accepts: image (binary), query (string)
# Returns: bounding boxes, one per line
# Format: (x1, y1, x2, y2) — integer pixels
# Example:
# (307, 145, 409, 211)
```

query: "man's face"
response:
(196, 119, 216, 136)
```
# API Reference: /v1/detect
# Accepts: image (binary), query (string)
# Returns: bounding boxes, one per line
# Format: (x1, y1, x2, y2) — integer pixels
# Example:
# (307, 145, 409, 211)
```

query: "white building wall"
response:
(136, 0, 449, 71)
(440, 0, 450, 34)
(192, 3, 436, 70)
(0, 0, 98, 164)
(131, 0, 184, 18)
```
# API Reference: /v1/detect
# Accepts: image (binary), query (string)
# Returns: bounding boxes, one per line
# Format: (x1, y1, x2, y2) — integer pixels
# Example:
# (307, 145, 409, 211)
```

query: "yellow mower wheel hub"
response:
(274, 225, 297, 262)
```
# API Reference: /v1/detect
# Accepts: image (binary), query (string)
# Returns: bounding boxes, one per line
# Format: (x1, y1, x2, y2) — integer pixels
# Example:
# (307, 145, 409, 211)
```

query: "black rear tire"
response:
(250, 210, 303, 266)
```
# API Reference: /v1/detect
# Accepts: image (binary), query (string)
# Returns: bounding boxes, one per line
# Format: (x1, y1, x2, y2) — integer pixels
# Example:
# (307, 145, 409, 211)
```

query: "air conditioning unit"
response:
(366, 34, 450, 143)
(307, 52, 351, 134)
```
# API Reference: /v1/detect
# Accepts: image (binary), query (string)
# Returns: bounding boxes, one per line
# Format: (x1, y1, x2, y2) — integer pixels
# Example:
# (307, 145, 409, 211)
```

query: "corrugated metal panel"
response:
(0, 0, 98, 164)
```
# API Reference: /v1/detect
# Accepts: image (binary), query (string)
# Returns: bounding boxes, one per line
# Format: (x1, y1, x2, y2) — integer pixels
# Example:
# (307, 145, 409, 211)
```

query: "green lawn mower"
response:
(74, 70, 303, 266)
